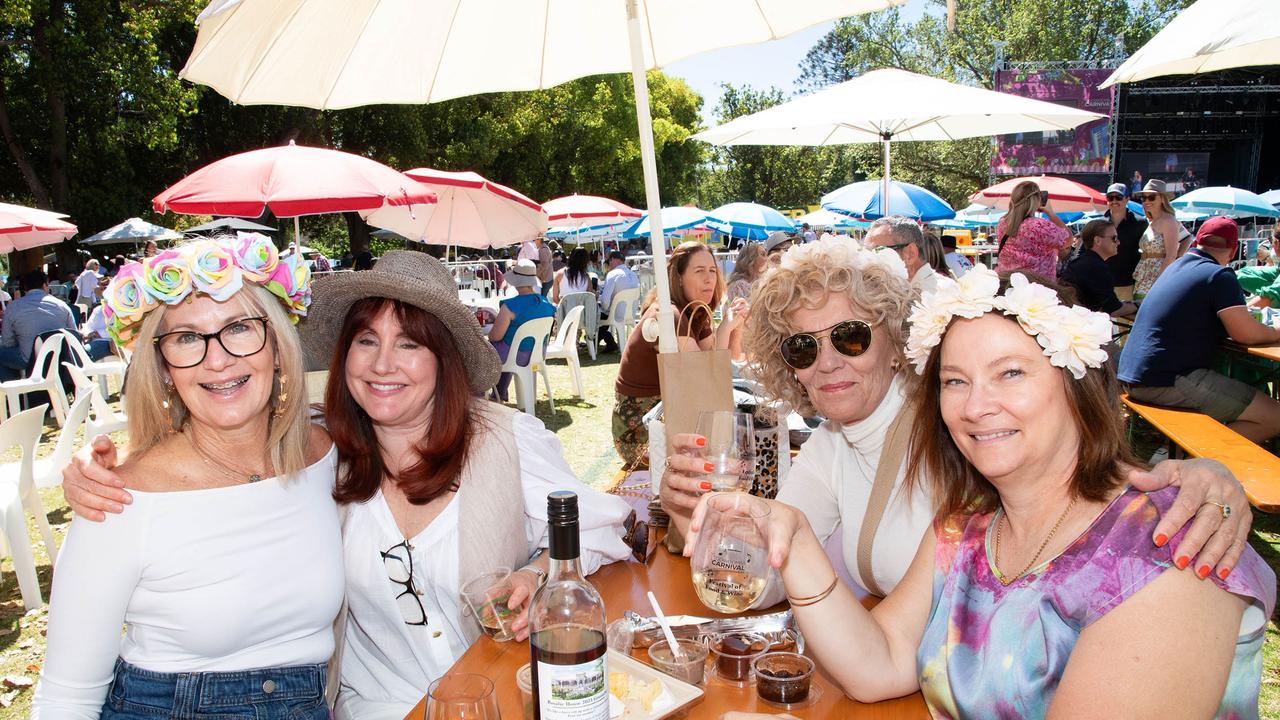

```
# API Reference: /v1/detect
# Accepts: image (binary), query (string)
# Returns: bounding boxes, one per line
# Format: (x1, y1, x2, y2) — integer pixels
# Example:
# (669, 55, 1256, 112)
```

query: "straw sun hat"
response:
(300, 250, 500, 394)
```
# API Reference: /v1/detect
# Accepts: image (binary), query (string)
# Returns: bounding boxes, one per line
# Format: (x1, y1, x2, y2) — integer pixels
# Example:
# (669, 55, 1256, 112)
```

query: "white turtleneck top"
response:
(768, 376, 935, 600)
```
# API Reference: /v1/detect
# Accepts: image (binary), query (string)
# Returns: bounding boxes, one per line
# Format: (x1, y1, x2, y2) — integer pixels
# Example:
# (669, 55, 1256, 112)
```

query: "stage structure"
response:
(991, 47, 1280, 194)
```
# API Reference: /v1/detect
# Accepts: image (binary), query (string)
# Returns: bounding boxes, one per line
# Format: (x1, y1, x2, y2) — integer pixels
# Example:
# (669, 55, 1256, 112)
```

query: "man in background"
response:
(536, 236, 554, 295)
(800, 223, 817, 244)
(1103, 182, 1148, 301)
(597, 250, 637, 353)
(864, 216, 937, 292)
(1119, 217, 1280, 444)
(1061, 219, 1136, 317)
(0, 269, 77, 380)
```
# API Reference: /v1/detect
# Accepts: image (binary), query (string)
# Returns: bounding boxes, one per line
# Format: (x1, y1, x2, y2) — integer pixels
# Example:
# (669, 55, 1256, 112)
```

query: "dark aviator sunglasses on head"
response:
(780, 319, 873, 370)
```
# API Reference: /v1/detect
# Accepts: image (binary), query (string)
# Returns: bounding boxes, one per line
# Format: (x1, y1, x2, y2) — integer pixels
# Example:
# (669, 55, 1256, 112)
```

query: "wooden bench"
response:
(1122, 394, 1280, 512)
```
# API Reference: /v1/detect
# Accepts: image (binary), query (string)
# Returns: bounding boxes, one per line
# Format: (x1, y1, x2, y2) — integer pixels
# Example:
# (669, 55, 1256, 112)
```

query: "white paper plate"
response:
(607, 649, 703, 720)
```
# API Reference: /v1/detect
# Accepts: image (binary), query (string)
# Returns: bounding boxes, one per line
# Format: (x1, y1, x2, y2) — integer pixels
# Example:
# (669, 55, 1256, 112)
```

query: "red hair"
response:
(327, 298, 477, 505)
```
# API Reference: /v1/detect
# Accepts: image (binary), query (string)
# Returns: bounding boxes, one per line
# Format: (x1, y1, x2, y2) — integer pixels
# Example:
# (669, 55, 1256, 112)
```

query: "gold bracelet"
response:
(787, 574, 839, 607)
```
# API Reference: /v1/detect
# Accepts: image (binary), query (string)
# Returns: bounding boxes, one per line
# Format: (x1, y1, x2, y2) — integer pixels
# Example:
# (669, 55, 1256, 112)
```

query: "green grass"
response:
(0, 359, 1277, 718)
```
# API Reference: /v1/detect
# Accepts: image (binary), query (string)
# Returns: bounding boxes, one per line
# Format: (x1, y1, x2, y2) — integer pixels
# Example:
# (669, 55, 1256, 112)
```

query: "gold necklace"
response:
(184, 428, 271, 484)
(992, 496, 1077, 586)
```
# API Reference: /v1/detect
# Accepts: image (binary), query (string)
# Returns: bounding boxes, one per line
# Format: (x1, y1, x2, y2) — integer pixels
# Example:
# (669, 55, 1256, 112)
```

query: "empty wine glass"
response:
(695, 410, 756, 492)
(426, 673, 501, 720)
(690, 493, 771, 614)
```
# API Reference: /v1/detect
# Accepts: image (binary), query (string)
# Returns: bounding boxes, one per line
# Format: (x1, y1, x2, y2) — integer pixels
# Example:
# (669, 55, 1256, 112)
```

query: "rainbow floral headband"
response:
(103, 233, 311, 348)
(906, 265, 1111, 380)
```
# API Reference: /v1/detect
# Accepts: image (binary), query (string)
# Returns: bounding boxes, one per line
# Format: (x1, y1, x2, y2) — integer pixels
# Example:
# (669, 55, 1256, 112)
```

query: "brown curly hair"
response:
(744, 238, 914, 416)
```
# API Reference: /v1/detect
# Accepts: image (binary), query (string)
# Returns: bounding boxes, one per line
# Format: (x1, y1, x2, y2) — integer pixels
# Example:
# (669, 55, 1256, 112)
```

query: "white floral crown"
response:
(905, 265, 1112, 380)
(780, 233, 910, 280)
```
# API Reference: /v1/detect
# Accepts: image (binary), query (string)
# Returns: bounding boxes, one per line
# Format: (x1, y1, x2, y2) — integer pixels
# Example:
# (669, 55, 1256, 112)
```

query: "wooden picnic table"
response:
(404, 545, 929, 719)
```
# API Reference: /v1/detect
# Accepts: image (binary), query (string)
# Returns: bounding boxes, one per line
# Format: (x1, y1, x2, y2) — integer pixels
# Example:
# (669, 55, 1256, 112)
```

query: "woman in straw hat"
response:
(489, 258, 556, 402)
(60, 248, 633, 720)
(1132, 178, 1193, 296)
(35, 235, 339, 719)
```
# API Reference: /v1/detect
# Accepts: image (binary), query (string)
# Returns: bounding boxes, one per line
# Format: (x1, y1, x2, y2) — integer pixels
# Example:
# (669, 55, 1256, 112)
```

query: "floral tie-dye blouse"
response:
(917, 486, 1274, 719)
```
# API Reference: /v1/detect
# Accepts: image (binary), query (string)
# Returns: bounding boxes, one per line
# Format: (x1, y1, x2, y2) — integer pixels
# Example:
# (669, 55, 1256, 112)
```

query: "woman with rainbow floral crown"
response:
(699, 262, 1274, 719)
(33, 235, 339, 719)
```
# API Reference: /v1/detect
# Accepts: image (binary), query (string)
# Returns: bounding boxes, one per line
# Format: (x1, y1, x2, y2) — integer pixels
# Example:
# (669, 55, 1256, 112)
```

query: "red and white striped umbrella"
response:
(0, 202, 78, 253)
(543, 194, 641, 228)
(363, 169, 547, 249)
(971, 176, 1107, 213)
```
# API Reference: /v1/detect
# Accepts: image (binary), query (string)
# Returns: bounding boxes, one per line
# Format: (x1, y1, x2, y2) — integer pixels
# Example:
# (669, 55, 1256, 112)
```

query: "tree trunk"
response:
(343, 212, 371, 256)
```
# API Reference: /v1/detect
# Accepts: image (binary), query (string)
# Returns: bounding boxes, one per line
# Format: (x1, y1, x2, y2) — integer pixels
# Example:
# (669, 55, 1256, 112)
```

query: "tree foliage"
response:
(698, 84, 853, 211)
(1, 2, 704, 270)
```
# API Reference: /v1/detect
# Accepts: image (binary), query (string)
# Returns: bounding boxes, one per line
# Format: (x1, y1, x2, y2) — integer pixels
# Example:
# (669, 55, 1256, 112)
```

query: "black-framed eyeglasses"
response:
(153, 317, 269, 369)
(875, 242, 912, 252)
(780, 319, 873, 370)
(382, 539, 428, 626)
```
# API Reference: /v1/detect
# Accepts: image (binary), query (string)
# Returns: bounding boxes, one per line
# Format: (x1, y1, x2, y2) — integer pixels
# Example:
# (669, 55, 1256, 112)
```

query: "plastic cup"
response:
(516, 663, 533, 720)
(647, 637, 709, 686)
(459, 567, 517, 642)
(709, 631, 768, 683)
(754, 652, 815, 705)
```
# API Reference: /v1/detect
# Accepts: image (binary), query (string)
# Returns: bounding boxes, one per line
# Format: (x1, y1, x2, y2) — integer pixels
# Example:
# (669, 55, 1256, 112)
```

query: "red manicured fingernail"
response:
(698, 481, 712, 491)
(704, 462, 714, 473)
(1196, 565, 1210, 580)
(1153, 533, 1168, 547)
(1175, 555, 1190, 570)
(1219, 567, 1231, 580)
(695, 436, 706, 447)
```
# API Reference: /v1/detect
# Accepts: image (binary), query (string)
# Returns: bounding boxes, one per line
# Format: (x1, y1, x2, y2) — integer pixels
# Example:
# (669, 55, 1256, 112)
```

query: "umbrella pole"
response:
(293, 216, 301, 253)
(882, 132, 892, 217)
(626, 0, 677, 353)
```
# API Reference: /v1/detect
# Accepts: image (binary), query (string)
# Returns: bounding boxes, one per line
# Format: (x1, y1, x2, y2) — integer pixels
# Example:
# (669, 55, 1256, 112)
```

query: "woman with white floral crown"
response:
(661, 236, 1255, 607)
(33, 236, 339, 719)
(704, 264, 1274, 718)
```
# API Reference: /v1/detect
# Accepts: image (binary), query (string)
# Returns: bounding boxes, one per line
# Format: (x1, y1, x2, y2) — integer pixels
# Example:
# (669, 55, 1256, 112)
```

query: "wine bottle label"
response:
(535, 656, 609, 719)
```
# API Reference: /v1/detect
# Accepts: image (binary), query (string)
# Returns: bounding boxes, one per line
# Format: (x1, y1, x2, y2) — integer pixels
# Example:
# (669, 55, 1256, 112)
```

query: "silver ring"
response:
(1202, 500, 1231, 519)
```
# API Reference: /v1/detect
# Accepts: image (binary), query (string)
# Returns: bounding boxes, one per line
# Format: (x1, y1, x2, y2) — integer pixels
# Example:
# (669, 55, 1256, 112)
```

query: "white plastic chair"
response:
(59, 330, 127, 398)
(545, 305, 585, 399)
(458, 288, 483, 306)
(0, 333, 69, 426)
(63, 363, 127, 439)
(595, 287, 640, 354)
(498, 316, 555, 415)
(0, 404, 52, 609)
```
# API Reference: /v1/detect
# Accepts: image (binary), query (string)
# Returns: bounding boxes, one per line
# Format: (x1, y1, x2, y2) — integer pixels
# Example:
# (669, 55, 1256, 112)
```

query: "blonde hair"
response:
(124, 283, 311, 479)
(728, 242, 765, 286)
(1142, 193, 1175, 218)
(744, 238, 914, 416)
(1004, 181, 1041, 238)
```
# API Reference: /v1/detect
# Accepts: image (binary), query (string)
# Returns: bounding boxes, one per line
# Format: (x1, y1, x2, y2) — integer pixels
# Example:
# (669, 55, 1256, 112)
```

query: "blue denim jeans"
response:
(101, 658, 329, 720)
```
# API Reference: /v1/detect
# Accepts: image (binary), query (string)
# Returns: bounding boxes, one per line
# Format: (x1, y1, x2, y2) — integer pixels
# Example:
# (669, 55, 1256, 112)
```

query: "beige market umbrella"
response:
(1101, 0, 1280, 88)
(179, 0, 904, 351)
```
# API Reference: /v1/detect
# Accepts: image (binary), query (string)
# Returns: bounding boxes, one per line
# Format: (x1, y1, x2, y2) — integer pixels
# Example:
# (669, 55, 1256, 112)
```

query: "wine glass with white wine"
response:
(690, 493, 771, 613)
(695, 410, 756, 492)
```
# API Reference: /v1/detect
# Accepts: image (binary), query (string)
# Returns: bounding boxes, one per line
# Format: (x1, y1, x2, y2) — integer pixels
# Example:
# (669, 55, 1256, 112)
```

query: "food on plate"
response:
(608, 671, 663, 711)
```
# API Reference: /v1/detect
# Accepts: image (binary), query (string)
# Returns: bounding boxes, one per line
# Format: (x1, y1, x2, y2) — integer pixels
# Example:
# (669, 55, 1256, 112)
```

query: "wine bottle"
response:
(529, 491, 610, 720)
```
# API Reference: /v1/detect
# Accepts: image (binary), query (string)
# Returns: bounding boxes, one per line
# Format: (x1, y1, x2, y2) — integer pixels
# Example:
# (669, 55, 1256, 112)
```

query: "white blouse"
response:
(33, 445, 345, 720)
(767, 376, 934, 600)
(336, 412, 632, 720)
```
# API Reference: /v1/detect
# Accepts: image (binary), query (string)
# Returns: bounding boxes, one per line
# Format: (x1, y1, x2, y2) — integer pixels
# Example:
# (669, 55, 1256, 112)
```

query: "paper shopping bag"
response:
(655, 304, 734, 552)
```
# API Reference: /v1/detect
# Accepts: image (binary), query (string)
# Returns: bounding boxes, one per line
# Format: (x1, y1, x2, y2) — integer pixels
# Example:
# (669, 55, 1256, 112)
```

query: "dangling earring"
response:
(161, 381, 173, 410)
(273, 372, 289, 418)
(162, 381, 181, 434)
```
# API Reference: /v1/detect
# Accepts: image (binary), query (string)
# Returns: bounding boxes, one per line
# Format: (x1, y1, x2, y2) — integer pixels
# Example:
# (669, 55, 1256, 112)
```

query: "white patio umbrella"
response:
(1100, 0, 1280, 88)
(178, 0, 904, 351)
(0, 202, 78, 253)
(81, 217, 184, 247)
(692, 68, 1105, 211)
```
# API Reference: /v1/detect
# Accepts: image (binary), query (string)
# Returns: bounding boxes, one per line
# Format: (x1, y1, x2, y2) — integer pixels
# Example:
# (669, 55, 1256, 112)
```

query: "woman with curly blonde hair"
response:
(659, 236, 1254, 605)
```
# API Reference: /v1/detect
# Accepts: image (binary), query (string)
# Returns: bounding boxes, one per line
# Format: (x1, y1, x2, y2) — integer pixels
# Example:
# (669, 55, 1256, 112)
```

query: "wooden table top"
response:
(405, 549, 928, 719)
(1221, 339, 1280, 364)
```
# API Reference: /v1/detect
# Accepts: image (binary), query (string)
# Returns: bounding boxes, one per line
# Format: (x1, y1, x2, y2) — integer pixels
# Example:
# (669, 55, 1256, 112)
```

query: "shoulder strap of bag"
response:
(997, 233, 1010, 255)
(856, 402, 917, 598)
(674, 302, 714, 341)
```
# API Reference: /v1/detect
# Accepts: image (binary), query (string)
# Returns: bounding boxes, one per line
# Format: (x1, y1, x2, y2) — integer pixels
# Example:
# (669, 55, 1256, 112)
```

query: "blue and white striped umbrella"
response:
(1171, 186, 1280, 218)
(705, 202, 795, 241)
(822, 180, 955, 222)
(622, 206, 709, 238)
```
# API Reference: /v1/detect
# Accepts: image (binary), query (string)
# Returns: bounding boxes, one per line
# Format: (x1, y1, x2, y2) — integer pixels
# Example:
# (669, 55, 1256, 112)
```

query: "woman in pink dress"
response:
(994, 180, 1071, 280)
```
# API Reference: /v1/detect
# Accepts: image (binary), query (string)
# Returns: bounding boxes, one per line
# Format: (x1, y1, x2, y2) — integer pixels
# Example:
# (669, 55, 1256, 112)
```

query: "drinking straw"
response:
(646, 591, 686, 660)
